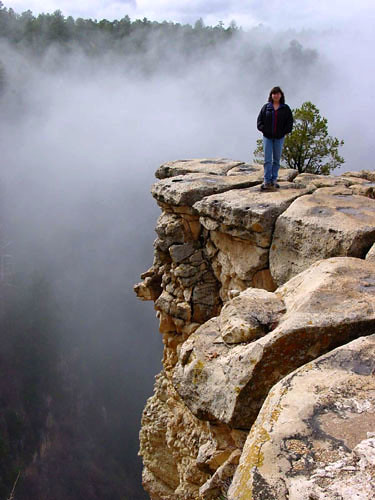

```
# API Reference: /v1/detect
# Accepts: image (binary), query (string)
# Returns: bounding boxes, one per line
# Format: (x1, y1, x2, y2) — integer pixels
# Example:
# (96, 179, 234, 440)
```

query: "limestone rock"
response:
(227, 164, 298, 183)
(140, 374, 181, 499)
(251, 269, 276, 292)
(134, 266, 163, 301)
(293, 173, 375, 200)
(137, 159, 375, 499)
(366, 243, 375, 262)
(199, 449, 241, 499)
(151, 173, 266, 207)
(169, 242, 197, 263)
(208, 231, 270, 301)
(228, 335, 375, 500)
(155, 159, 244, 179)
(219, 288, 286, 344)
(275, 168, 299, 182)
(173, 257, 375, 428)
(140, 203, 222, 345)
(194, 183, 309, 246)
(154, 212, 187, 251)
(350, 182, 375, 199)
(341, 169, 375, 182)
(140, 372, 245, 500)
(226, 163, 263, 177)
(293, 172, 349, 189)
(270, 187, 375, 285)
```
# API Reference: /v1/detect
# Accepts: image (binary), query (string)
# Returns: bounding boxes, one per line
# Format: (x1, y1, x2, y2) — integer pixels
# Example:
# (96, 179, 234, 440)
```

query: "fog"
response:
(0, 18, 373, 498)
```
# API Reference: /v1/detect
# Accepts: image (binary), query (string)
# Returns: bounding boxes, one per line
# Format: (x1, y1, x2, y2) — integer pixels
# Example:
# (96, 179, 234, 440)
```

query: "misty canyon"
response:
(0, 6, 374, 498)
(135, 159, 375, 500)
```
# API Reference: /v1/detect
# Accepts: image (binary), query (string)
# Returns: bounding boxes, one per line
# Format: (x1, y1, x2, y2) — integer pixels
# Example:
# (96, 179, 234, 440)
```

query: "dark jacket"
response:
(257, 102, 293, 139)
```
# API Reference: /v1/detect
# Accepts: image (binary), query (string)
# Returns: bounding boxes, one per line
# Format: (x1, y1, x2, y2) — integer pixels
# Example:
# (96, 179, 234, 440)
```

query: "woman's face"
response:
(272, 91, 281, 103)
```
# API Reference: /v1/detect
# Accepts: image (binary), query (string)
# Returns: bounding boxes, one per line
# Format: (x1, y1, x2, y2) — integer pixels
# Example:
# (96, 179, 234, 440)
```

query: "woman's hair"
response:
(268, 86, 285, 104)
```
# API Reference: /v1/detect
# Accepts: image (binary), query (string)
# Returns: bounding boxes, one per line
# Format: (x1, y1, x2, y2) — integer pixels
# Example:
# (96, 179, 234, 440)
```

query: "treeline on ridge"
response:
(0, 1, 239, 55)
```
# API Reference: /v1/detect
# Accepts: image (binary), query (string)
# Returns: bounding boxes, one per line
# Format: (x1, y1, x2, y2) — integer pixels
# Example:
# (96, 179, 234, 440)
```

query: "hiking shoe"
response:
(260, 183, 273, 191)
(273, 182, 280, 188)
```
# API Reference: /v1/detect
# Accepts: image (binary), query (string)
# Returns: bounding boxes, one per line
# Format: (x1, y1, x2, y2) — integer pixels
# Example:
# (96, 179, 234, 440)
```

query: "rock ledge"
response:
(135, 159, 375, 500)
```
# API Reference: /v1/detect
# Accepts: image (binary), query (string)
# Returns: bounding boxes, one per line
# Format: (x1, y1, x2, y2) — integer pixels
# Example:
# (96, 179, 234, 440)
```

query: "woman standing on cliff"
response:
(257, 86, 293, 190)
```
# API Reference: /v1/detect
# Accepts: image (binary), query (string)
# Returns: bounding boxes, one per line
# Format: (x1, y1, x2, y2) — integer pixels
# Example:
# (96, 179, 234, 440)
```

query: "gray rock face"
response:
(173, 257, 375, 428)
(228, 335, 375, 500)
(154, 212, 186, 251)
(270, 187, 375, 285)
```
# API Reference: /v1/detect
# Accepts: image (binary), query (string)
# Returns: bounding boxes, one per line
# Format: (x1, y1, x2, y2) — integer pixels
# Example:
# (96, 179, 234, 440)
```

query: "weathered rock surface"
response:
(226, 162, 298, 183)
(270, 186, 375, 285)
(140, 372, 247, 500)
(155, 159, 244, 179)
(293, 172, 349, 189)
(173, 257, 375, 428)
(342, 169, 375, 182)
(219, 288, 286, 344)
(228, 335, 375, 500)
(194, 183, 309, 245)
(366, 242, 375, 262)
(226, 163, 263, 177)
(135, 160, 375, 499)
(152, 173, 263, 207)
(208, 231, 272, 300)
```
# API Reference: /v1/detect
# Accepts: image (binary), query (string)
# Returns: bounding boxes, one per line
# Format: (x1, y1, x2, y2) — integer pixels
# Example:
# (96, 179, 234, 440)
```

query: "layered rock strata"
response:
(135, 159, 375, 499)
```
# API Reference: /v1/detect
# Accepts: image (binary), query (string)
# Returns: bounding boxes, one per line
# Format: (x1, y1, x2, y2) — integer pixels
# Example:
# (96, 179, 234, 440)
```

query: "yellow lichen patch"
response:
(193, 360, 205, 384)
(230, 393, 279, 500)
(270, 405, 282, 425)
(248, 425, 270, 469)
(232, 424, 271, 499)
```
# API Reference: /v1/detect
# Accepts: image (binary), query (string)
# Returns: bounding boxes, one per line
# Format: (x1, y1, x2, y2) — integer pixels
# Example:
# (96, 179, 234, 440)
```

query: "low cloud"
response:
(4, 0, 375, 29)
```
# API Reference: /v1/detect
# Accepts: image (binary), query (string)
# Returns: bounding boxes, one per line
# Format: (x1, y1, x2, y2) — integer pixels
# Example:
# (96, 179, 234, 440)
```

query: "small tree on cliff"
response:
(254, 101, 344, 174)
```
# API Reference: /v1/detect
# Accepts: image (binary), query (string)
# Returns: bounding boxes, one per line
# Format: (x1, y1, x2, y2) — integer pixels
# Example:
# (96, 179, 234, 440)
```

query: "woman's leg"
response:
(263, 137, 273, 185)
(271, 137, 285, 183)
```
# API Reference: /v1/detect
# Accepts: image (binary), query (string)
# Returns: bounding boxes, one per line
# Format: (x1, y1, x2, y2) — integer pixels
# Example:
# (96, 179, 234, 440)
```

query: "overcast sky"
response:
(3, 0, 375, 30)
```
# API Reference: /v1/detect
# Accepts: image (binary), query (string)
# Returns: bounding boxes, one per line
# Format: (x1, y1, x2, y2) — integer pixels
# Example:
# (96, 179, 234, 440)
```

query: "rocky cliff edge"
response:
(134, 159, 375, 500)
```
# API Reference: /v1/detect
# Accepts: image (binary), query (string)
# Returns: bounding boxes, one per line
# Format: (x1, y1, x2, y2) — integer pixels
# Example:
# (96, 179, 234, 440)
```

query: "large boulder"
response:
(194, 183, 309, 245)
(228, 335, 375, 500)
(219, 288, 286, 344)
(270, 187, 375, 285)
(172, 257, 375, 428)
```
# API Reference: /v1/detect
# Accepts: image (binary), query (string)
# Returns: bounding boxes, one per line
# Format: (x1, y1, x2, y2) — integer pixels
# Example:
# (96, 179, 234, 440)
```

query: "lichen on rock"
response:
(228, 335, 375, 500)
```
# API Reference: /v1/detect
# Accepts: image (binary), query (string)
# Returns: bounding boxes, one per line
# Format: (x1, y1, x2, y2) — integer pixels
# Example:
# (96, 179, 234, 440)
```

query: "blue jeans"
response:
(263, 136, 285, 184)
